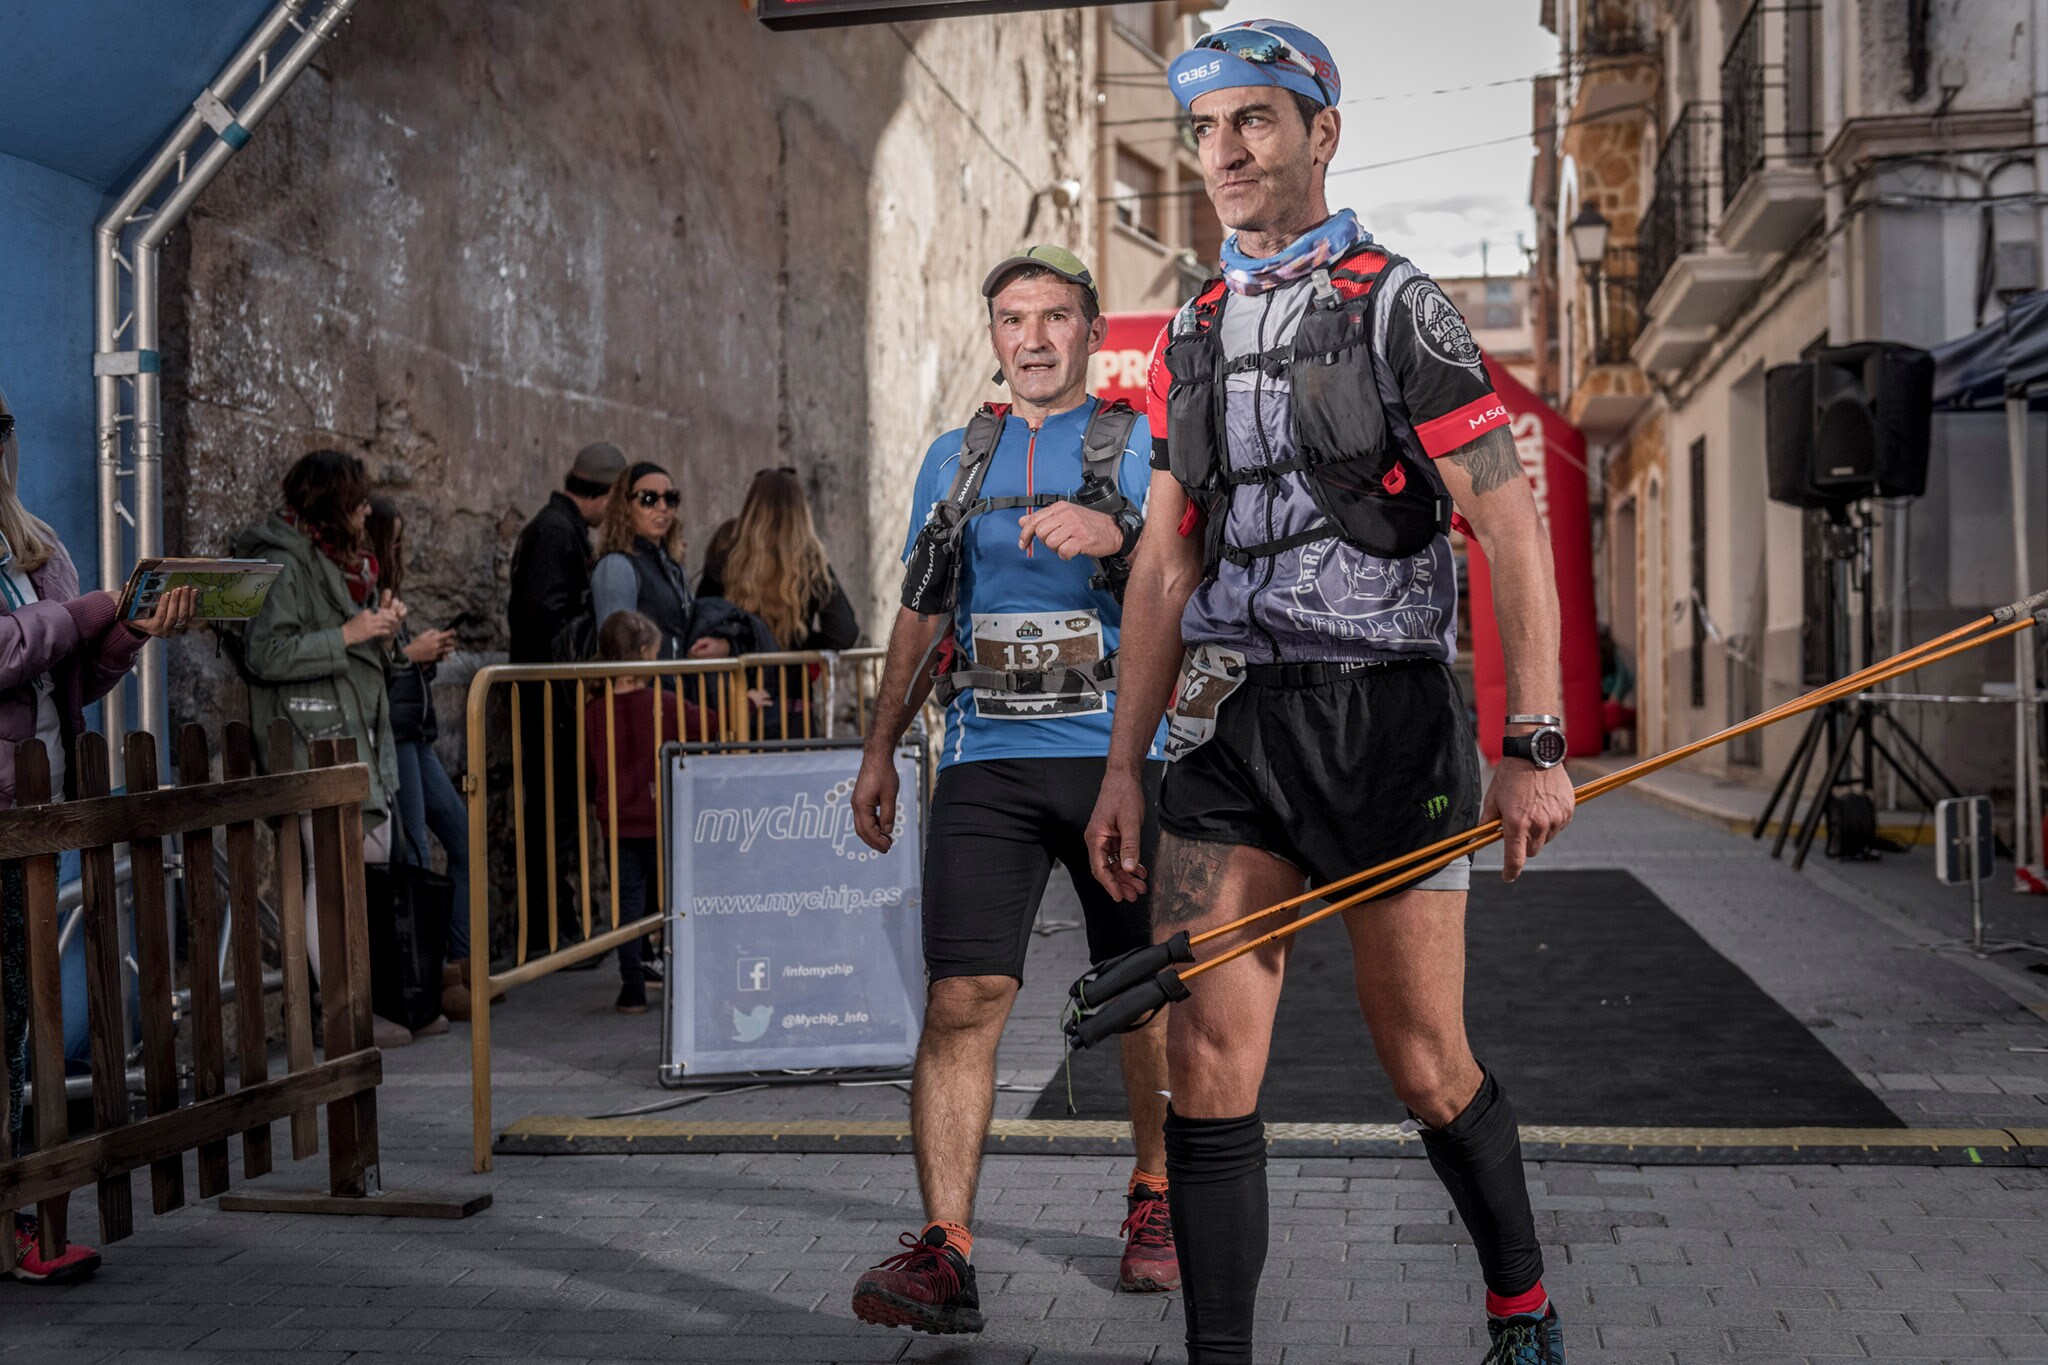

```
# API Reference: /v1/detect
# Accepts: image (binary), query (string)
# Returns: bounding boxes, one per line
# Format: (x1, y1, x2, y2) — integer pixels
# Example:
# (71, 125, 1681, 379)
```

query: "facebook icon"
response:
(738, 958, 770, 992)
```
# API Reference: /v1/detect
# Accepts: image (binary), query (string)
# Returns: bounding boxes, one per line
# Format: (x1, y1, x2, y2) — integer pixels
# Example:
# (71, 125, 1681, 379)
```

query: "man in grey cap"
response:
(507, 441, 627, 956)
(845, 245, 1175, 1337)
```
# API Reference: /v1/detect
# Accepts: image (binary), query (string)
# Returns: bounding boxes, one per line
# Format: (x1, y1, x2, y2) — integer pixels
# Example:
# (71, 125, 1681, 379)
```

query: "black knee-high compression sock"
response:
(1163, 1107, 1266, 1365)
(1416, 1068, 1545, 1301)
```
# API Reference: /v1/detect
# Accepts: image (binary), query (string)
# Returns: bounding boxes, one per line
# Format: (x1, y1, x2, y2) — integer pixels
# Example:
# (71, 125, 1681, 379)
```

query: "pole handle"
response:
(1071, 932, 1193, 1009)
(1067, 968, 1189, 1051)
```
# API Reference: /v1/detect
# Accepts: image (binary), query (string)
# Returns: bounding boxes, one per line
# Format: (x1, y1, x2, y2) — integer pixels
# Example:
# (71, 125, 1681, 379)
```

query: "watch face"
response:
(1531, 727, 1568, 767)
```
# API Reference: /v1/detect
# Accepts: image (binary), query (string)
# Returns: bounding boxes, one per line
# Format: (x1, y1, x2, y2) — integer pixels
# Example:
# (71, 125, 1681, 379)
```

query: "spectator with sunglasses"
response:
(590, 463, 741, 663)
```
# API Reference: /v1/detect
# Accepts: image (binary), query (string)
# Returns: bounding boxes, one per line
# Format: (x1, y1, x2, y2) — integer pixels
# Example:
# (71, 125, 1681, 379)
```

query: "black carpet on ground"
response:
(1033, 868, 1901, 1129)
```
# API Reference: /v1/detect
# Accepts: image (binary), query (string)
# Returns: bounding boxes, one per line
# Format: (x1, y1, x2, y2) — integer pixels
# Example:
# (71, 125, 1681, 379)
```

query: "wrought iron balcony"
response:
(1638, 103, 1722, 316)
(1720, 1, 1821, 204)
(1591, 245, 1640, 366)
(1576, 0, 1655, 58)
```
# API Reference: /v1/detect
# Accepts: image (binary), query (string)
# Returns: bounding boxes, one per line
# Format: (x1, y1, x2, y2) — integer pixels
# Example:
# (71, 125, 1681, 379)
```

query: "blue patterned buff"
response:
(1218, 208, 1368, 297)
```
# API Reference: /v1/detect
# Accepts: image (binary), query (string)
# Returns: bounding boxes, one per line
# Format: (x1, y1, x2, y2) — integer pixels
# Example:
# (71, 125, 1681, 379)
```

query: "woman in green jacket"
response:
(236, 449, 427, 1043)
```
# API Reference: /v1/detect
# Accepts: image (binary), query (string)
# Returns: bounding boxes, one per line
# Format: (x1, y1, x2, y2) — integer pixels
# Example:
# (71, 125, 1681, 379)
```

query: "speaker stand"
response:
(1751, 504, 1994, 870)
(1756, 696, 1982, 871)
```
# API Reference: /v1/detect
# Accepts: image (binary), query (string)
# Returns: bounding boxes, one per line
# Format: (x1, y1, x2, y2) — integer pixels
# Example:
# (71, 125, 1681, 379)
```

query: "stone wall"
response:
(160, 0, 1097, 755)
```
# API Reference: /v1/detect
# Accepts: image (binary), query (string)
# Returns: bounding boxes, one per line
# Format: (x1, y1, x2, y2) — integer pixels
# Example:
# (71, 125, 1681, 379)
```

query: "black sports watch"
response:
(1112, 505, 1144, 559)
(1501, 713, 1566, 769)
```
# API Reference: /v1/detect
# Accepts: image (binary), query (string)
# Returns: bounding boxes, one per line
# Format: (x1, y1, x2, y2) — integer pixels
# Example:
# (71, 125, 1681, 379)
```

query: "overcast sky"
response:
(1202, 0, 1557, 280)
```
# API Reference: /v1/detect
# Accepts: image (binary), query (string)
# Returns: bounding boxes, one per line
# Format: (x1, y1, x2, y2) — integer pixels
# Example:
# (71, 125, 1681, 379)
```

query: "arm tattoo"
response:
(1446, 427, 1525, 496)
(1153, 832, 1231, 928)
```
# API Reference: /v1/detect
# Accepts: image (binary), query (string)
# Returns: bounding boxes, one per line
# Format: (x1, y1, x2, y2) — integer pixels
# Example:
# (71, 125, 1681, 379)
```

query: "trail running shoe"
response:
(851, 1227, 984, 1334)
(9, 1215, 101, 1285)
(1118, 1186, 1179, 1292)
(1483, 1304, 1564, 1364)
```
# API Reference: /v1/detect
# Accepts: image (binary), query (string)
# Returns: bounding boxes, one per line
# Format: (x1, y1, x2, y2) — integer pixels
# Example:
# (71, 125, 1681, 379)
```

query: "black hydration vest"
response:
(899, 399, 1143, 703)
(1161, 249, 1453, 580)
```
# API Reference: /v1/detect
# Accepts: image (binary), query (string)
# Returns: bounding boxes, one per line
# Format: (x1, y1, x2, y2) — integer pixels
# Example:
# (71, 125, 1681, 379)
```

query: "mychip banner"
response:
(662, 742, 925, 1078)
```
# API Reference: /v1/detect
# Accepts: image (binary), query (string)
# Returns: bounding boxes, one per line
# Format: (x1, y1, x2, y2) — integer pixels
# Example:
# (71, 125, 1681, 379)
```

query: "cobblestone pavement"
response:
(12, 790, 2048, 1363)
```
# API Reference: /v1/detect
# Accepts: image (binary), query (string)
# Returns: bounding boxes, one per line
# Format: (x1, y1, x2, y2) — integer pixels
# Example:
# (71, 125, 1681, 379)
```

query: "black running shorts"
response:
(922, 756, 1161, 983)
(1158, 660, 1480, 893)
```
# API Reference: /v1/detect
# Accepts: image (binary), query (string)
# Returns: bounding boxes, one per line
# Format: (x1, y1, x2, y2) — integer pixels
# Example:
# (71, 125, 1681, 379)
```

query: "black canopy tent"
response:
(1933, 291, 2048, 412)
(1931, 292, 2048, 884)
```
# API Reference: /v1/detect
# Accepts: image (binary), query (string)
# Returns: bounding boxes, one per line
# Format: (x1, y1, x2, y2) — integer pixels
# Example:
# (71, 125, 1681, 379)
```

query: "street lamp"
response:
(1569, 203, 1612, 361)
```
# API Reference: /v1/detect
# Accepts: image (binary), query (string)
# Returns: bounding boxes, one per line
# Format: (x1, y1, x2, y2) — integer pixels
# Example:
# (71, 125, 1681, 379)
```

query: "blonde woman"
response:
(699, 468, 858, 651)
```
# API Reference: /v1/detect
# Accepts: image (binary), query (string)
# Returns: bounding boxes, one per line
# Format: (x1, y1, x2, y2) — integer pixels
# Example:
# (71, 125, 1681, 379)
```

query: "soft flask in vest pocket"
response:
(901, 507, 963, 616)
(1291, 292, 1445, 561)
(1163, 319, 1233, 568)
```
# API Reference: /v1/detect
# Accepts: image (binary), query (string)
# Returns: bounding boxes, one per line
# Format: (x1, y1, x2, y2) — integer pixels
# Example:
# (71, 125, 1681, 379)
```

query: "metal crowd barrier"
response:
(462, 648, 892, 1171)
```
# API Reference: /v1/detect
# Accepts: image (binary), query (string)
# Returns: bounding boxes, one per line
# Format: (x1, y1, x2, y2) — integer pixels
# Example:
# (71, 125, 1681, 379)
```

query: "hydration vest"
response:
(899, 398, 1143, 704)
(1161, 248, 1453, 580)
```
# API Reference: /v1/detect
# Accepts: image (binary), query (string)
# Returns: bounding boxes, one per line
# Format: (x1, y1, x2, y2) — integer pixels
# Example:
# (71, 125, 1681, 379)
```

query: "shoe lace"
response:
(1484, 1318, 1550, 1365)
(1121, 1192, 1173, 1246)
(871, 1232, 963, 1298)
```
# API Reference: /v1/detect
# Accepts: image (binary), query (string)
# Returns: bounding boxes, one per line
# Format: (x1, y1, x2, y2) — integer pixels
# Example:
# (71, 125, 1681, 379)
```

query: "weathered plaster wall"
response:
(161, 0, 1096, 748)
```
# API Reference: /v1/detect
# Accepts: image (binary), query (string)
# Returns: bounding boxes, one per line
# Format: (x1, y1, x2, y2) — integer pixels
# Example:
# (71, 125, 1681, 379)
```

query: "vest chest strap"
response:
(1218, 524, 1338, 569)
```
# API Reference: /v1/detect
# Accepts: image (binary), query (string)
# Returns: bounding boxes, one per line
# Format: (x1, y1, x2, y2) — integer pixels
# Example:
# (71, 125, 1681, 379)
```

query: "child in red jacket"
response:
(586, 611, 714, 1014)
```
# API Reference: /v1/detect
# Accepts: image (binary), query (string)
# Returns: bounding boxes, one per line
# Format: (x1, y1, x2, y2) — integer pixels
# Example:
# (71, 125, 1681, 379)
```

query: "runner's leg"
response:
(1342, 887, 1546, 1310)
(855, 759, 1049, 1334)
(912, 972, 1019, 1226)
(1154, 833, 1304, 1365)
(910, 760, 1052, 1236)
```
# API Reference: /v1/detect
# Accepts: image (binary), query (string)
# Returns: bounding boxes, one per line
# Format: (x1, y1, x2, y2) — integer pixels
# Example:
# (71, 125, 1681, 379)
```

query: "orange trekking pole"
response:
(1064, 589, 2048, 1049)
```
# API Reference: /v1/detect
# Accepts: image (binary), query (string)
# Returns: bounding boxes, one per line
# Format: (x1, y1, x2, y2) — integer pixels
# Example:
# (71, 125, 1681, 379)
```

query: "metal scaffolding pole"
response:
(93, 0, 359, 777)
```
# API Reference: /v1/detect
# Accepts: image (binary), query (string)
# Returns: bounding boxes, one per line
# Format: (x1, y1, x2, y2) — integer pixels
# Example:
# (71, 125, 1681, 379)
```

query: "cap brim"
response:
(1169, 48, 1321, 110)
(981, 257, 1095, 300)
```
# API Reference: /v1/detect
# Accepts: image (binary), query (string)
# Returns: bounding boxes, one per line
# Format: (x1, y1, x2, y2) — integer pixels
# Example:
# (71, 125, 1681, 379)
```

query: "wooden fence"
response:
(0, 722, 431, 1268)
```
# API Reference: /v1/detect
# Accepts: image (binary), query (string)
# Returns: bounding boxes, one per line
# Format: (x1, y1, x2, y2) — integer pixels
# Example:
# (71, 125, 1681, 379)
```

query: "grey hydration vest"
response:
(1160, 251, 1461, 664)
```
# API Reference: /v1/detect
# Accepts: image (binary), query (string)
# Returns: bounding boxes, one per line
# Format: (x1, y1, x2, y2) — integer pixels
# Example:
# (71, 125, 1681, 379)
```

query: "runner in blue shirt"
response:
(847, 246, 1175, 1336)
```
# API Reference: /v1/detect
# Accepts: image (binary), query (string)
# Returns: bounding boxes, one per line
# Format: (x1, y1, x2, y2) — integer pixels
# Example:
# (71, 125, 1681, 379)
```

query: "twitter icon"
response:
(732, 1004, 773, 1042)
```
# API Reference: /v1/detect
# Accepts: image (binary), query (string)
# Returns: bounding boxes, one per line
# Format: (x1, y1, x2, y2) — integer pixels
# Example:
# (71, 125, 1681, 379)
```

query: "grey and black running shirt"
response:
(1146, 251, 1511, 665)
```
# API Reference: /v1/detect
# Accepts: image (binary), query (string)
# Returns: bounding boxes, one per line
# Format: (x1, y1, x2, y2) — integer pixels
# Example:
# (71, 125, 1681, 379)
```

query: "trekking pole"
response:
(1177, 594, 2042, 950)
(1065, 598, 2045, 1049)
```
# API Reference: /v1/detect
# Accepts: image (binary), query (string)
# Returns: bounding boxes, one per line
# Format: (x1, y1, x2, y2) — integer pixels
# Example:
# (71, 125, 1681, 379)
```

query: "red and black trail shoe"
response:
(1118, 1185, 1179, 1292)
(9, 1215, 102, 1285)
(850, 1226, 984, 1334)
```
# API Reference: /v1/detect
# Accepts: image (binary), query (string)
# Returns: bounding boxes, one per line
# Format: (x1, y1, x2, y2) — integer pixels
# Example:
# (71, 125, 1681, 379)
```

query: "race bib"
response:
(969, 611, 1107, 720)
(1164, 644, 1247, 761)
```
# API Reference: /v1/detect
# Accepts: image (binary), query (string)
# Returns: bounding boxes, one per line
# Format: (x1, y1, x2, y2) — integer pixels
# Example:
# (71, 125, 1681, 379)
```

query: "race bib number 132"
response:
(969, 611, 1106, 720)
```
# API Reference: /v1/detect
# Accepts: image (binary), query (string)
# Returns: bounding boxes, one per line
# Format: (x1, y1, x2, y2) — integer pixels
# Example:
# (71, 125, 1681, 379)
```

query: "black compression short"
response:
(922, 756, 1161, 982)
(1157, 660, 1480, 891)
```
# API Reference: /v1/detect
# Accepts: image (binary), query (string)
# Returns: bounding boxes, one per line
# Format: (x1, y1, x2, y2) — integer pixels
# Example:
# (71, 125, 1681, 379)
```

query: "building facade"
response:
(156, 1, 1112, 753)
(1440, 273, 1539, 390)
(1091, 2, 1225, 314)
(1536, 0, 2044, 808)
